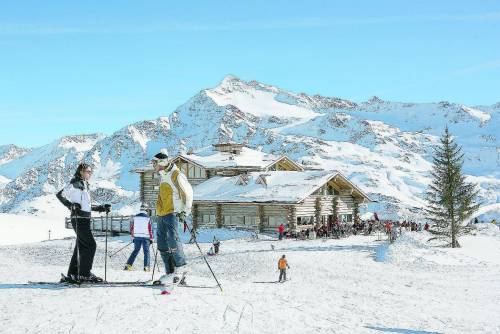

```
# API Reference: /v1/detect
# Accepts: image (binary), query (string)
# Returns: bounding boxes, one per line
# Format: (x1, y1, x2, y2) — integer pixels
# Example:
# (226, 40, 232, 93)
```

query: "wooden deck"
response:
(64, 215, 262, 235)
(65, 215, 134, 234)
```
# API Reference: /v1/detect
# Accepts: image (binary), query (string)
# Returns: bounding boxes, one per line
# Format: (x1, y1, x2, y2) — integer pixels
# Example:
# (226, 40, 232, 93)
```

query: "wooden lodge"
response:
(133, 143, 371, 233)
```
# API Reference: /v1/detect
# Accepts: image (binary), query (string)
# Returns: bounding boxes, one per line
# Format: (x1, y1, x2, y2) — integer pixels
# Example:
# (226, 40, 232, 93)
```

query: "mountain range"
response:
(1, 75, 498, 220)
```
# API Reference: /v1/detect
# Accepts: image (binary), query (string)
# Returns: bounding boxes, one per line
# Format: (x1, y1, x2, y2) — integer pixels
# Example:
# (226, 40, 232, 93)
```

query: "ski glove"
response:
(92, 204, 111, 213)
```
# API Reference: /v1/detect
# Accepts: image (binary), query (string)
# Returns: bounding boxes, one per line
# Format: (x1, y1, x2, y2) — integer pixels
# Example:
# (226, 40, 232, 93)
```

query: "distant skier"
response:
(277, 254, 290, 282)
(56, 163, 111, 283)
(213, 236, 220, 254)
(390, 224, 398, 243)
(207, 246, 215, 256)
(151, 150, 193, 285)
(278, 223, 285, 240)
(124, 204, 153, 272)
(367, 221, 373, 235)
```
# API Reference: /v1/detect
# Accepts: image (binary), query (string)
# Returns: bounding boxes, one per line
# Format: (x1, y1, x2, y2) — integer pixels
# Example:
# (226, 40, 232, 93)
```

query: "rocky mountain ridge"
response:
(0, 75, 498, 219)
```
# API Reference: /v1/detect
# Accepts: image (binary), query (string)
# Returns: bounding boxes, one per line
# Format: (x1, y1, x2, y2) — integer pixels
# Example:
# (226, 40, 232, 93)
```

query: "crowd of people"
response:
(277, 218, 432, 242)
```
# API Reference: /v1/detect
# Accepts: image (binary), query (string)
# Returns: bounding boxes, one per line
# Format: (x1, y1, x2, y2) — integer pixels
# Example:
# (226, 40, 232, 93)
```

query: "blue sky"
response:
(1, 1, 499, 147)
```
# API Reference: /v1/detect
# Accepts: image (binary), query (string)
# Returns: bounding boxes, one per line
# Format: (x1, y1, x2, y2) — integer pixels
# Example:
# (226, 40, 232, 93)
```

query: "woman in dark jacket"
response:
(56, 163, 110, 283)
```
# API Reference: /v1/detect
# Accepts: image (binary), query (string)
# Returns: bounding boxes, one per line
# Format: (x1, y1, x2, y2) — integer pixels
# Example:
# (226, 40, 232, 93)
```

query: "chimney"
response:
(212, 142, 244, 155)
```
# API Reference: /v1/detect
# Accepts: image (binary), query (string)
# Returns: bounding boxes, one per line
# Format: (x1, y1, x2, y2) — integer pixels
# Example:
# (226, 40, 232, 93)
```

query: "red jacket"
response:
(278, 224, 285, 233)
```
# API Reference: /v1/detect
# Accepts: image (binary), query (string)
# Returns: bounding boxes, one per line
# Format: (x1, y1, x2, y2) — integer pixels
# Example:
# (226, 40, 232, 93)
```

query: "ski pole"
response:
(75, 215, 80, 280)
(104, 212, 109, 282)
(184, 217, 223, 292)
(150, 242, 161, 273)
(109, 241, 133, 258)
(71, 204, 81, 281)
(151, 246, 159, 282)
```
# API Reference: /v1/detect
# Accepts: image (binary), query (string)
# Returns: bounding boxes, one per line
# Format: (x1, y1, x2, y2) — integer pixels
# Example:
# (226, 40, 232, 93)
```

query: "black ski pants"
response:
(279, 269, 287, 282)
(68, 217, 96, 277)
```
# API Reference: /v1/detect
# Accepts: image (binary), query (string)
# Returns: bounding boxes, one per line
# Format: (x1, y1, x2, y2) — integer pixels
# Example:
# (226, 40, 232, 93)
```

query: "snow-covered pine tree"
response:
(425, 126, 479, 248)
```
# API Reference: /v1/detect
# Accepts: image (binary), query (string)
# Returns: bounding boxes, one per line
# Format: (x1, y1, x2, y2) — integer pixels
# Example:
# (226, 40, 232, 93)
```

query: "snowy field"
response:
(0, 213, 73, 245)
(0, 218, 499, 334)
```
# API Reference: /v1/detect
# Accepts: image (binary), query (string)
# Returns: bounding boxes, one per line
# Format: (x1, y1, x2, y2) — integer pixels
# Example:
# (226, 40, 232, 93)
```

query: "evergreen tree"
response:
(425, 126, 479, 248)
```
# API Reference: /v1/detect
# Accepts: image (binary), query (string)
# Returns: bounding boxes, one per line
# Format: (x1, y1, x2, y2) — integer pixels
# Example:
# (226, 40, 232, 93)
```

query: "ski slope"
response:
(0, 215, 499, 333)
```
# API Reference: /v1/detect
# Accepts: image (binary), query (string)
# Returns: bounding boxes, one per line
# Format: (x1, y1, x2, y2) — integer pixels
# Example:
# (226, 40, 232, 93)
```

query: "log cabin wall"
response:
(221, 204, 259, 228)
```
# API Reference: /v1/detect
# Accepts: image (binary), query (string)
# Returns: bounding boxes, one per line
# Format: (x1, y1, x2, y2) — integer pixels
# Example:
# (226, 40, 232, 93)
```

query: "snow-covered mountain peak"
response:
(205, 77, 321, 120)
(212, 75, 250, 94)
(0, 145, 31, 166)
(459, 105, 491, 124)
(367, 96, 385, 104)
(57, 134, 103, 151)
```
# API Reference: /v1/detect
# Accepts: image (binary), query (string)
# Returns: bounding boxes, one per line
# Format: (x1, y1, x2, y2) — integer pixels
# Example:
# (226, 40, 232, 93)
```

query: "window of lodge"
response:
(202, 214, 216, 224)
(297, 216, 314, 225)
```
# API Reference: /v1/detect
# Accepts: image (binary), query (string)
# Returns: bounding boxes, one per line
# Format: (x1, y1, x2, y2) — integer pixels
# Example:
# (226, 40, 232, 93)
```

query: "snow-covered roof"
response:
(179, 147, 279, 169)
(194, 170, 371, 204)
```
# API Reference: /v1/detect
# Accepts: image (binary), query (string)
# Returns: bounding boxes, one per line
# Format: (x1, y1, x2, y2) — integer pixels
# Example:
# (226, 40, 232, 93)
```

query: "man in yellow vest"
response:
(151, 150, 193, 285)
(278, 254, 290, 283)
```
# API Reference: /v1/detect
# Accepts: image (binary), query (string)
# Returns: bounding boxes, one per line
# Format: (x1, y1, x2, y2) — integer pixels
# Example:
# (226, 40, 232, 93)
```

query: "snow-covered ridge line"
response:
(0, 75, 498, 220)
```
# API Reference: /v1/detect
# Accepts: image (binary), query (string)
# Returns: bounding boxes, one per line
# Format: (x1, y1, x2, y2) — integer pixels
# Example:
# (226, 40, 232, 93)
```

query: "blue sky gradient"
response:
(1, 1, 499, 147)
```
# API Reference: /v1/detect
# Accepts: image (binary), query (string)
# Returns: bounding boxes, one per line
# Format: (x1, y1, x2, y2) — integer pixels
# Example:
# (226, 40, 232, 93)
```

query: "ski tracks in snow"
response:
(222, 300, 255, 334)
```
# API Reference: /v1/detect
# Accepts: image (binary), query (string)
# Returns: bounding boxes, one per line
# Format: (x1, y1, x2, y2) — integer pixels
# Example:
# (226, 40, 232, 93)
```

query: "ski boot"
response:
(81, 273, 104, 283)
(153, 273, 174, 286)
(60, 273, 80, 284)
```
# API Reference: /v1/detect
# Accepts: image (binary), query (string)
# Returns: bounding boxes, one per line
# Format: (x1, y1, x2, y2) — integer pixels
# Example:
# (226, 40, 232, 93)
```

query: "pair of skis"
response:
(27, 281, 218, 289)
(27, 273, 217, 290)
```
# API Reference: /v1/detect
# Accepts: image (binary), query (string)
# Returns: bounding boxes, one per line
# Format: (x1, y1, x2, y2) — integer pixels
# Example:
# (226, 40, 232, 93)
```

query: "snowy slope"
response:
(0, 213, 73, 245)
(0, 215, 499, 333)
(0, 75, 498, 220)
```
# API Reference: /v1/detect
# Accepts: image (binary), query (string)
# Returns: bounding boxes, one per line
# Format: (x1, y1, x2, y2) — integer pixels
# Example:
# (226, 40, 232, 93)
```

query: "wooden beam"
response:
(258, 205, 265, 232)
(192, 204, 199, 230)
(216, 204, 222, 228)
(315, 197, 321, 227)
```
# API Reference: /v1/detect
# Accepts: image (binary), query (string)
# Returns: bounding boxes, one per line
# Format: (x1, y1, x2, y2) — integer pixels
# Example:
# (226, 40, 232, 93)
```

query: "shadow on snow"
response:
(365, 325, 443, 334)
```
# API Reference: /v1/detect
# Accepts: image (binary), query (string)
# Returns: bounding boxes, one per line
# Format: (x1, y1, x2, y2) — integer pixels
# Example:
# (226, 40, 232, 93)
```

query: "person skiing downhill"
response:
(124, 204, 153, 271)
(278, 254, 290, 282)
(56, 163, 111, 283)
(151, 150, 193, 285)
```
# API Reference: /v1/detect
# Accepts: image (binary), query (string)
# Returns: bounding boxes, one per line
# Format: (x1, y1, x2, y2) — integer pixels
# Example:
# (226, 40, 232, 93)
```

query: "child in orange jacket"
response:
(278, 254, 290, 282)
